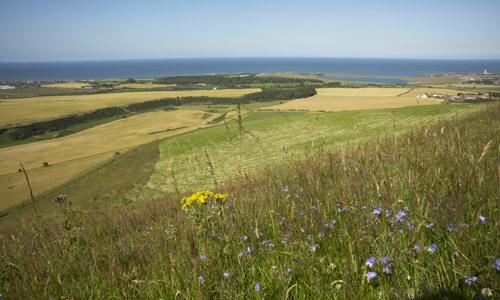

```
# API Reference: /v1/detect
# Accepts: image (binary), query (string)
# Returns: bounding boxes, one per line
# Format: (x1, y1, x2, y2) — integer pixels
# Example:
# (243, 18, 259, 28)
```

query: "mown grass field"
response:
(151, 103, 486, 194)
(0, 88, 259, 127)
(267, 88, 466, 112)
(0, 110, 220, 211)
(0, 102, 497, 299)
(41, 82, 91, 89)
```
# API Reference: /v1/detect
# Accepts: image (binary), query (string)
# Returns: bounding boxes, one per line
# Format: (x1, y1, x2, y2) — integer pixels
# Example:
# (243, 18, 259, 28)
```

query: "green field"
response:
(151, 103, 486, 194)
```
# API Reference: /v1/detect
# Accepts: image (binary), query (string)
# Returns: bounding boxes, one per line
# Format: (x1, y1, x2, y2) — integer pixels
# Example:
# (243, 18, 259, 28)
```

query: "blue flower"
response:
(447, 223, 455, 232)
(200, 254, 207, 260)
(492, 259, 500, 271)
(307, 234, 312, 241)
(238, 252, 244, 258)
(465, 276, 477, 285)
(385, 210, 392, 217)
(242, 235, 248, 241)
(428, 244, 437, 253)
(255, 282, 261, 291)
(407, 222, 412, 230)
(366, 272, 377, 280)
(365, 257, 376, 268)
(199, 275, 205, 284)
(380, 256, 390, 265)
(383, 264, 392, 274)
(479, 215, 486, 224)
(426, 222, 434, 228)
(47, 270, 52, 274)
(223, 272, 231, 279)
(310, 206, 317, 210)
(286, 267, 292, 274)
(247, 246, 252, 253)
(332, 219, 337, 225)
(280, 217, 285, 225)
(414, 243, 421, 253)
(318, 231, 325, 238)
(361, 205, 366, 210)
(373, 207, 382, 216)
(310, 245, 317, 252)
(301, 226, 306, 233)
(298, 211, 304, 216)
(268, 243, 274, 248)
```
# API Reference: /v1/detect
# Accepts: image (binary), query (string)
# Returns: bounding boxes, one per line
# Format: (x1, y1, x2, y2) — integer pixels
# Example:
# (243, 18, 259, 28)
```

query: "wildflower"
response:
(280, 217, 285, 225)
(282, 237, 289, 244)
(479, 215, 486, 224)
(47, 270, 52, 274)
(301, 226, 306, 233)
(200, 254, 207, 260)
(492, 259, 500, 271)
(238, 252, 244, 258)
(366, 272, 377, 280)
(199, 275, 205, 284)
(414, 243, 420, 253)
(380, 256, 390, 265)
(223, 272, 231, 279)
(307, 234, 312, 241)
(465, 276, 477, 285)
(268, 243, 274, 248)
(427, 244, 437, 253)
(310, 245, 317, 252)
(361, 205, 366, 210)
(447, 223, 455, 232)
(247, 246, 252, 254)
(332, 219, 337, 225)
(255, 282, 261, 291)
(383, 264, 392, 274)
(432, 206, 439, 210)
(385, 210, 392, 217)
(286, 267, 292, 274)
(318, 231, 325, 238)
(395, 211, 406, 222)
(242, 235, 248, 241)
(310, 206, 317, 210)
(298, 211, 304, 216)
(426, 222, 434, 228)
(373, 207, 382, 216)
(286, 194, 291, 200)
(407, 222, 412, 230)
(365, 257, 376, 268)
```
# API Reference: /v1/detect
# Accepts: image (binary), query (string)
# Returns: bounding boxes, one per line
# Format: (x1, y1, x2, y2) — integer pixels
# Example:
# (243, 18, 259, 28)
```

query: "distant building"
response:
(0, 85, 15, 90)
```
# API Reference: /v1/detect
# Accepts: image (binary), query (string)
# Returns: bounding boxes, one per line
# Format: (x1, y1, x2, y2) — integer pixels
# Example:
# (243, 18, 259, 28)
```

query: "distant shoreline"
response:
(1, 57, 500, 82)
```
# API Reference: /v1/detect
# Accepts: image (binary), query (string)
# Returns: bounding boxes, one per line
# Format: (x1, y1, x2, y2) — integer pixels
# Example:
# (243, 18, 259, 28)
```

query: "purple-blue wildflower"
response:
(447, 223, 455, 232)
(268, 243, 274, 248)
(310, 245, 317, 252)
(366, 272, 377, 280)
(428, 244, 437, 253)
(255, 282, 261, 291)
(199, 275, 205, 284)
(385, 210, 392, 217)
(373, 207, 382, 216)
(280, 217, 285, 225)
(310, 206, 317, 210)
(47, 270, 52, 274)
(223, 272, 231, 279)
(407, 222, 412, 230)
(307, 234, 312, 241)
(479, 215, 487, 224)
(200, 254, 207, 260)
(318, 231, 325, 238)
(242, 235, 248, 241)
(380, 256, 390, 265)
(383, 264, 392, 274)
(282, 237, 289, 244)
(238, 252, 244, 258)
(465, 276, 477, 285)
(492, 259, 500, 271)
(426, 222, 434, 228)
(286, 267, 292, 274)
(414, 243, 421, 253)
(301, 226, 306, 233)
(247, 246, 252, 253)
(298, 211, 304, 216)
(361, 205, 366, 210)
(365, 257, 376, 268)
(332, 219, 337, 225)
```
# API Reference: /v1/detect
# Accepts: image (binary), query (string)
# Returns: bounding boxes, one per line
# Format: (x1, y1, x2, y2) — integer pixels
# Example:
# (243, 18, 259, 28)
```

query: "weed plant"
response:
(0, 104, 499, 299)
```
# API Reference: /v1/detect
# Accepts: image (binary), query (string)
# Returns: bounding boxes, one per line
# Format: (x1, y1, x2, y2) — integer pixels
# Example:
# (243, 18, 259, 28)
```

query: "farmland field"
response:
(0, 88, 259, 127)
(0, 110, 220, 211)
(151, 103, 486, 193)
(267, 87, 464, 112)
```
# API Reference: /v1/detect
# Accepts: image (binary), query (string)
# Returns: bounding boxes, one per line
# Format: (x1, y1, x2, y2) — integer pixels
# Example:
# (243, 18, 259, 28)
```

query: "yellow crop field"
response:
(0, 152, 114, 211)
(41, 82, 90, 88)
(268, 88, 447, 112)
(116, 83, 175, 89)
(0, 88, 259, 127)
(0, 109, 219, 210)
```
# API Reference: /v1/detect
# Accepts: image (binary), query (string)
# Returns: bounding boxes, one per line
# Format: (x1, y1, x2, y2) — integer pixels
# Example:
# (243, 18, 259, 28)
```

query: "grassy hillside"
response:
(0, 103, 497, 299)
(152, 103, 486, 194)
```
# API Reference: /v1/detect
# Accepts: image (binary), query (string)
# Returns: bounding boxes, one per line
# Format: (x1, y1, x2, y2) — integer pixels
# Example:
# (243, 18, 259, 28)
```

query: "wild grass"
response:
(0, 103, 498, 299)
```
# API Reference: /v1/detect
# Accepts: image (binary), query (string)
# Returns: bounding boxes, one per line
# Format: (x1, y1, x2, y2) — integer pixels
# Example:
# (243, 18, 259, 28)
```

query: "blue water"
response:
(319, 76, 412, 84)
(0, 57, 499, 81)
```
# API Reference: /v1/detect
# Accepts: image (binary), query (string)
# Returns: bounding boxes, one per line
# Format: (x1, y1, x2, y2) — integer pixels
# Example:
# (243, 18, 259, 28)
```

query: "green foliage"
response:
(0, 104, 498, 298)
(154, 74, 322, 87)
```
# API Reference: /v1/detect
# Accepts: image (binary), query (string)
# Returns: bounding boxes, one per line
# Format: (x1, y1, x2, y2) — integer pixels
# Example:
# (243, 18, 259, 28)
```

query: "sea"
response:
(1, 57, 499, 82)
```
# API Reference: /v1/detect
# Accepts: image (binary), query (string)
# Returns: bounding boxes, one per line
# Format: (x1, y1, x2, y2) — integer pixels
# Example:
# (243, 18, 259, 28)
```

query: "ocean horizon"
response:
(1, 57, 500, 82)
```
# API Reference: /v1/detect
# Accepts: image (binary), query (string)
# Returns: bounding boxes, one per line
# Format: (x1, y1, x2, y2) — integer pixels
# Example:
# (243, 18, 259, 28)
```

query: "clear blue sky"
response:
(1, 0, 499, 61)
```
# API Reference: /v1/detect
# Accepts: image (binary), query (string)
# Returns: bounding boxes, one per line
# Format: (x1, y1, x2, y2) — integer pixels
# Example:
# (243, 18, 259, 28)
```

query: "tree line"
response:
(154, 74, 322, 87)
(4, 86, 317, 141)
